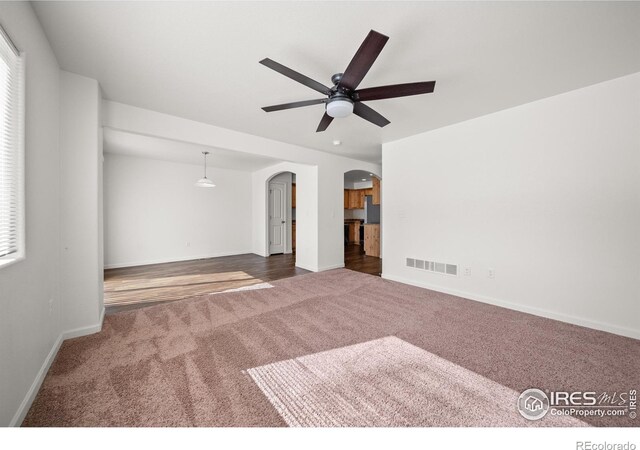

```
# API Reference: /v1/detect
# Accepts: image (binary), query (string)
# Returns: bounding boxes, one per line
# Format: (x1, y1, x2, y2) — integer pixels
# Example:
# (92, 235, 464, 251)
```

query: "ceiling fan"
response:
(260, 29, 436, 132)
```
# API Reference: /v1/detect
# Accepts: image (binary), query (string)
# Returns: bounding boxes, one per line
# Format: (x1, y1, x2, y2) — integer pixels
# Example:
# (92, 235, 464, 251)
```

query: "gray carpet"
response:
(23, 269, 640, 426)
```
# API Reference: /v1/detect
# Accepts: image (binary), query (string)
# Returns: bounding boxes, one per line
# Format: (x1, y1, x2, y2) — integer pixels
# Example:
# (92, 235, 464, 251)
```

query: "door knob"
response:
(282, 220, 286, 224)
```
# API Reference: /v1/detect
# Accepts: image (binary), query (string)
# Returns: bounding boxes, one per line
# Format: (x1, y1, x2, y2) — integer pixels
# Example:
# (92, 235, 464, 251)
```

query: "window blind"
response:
(0, 26, 24, 260)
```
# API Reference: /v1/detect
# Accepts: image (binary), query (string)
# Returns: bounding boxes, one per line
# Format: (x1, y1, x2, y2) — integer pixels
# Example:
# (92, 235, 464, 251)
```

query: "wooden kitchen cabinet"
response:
(348, 189, 358, 209)
(292, 183, 296, 208)
(292, 221, 296, 251)
(348, 222, 360, 244)
(345, 189, 366, 209)
(364, 224, 380, 257)
(372, 177, 381, 205)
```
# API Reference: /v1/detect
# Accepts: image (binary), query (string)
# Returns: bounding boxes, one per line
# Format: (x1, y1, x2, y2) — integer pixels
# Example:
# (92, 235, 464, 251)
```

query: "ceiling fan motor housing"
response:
(331, 72, 344, 86)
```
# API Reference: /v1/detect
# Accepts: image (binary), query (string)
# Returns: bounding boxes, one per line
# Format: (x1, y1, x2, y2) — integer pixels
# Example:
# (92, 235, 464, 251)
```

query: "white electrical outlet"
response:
(186, 242, 191, 247)
(49, 298, 54, 314)
(488, 268, 495, 279)
(464, 267, 471, 276)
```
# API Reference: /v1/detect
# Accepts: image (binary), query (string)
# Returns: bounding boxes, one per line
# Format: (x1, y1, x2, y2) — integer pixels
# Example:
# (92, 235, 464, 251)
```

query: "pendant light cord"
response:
(202, 151, 210, 179)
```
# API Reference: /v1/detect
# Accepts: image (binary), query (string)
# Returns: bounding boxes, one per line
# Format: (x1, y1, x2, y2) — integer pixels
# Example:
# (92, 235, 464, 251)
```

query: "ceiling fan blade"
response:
(338, 30, 389, 91)
(316, 112, 334, 132)
(353, 102, 390, 128)
(260, 58, 331, 95)
(262, 98, 326, 112)
(353, 81, 436, 102)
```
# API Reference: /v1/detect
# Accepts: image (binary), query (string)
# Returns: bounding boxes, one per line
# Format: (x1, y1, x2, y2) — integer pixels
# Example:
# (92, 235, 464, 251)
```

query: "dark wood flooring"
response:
(104, 253, 308, 314)
(344, 243, 382, 277)
(104, 247, 381, 313)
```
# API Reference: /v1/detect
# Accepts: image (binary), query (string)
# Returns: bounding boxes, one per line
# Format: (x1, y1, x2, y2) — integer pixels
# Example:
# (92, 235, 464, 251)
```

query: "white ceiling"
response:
(103, 128, 281, 171)
(34, 1, 640, 163)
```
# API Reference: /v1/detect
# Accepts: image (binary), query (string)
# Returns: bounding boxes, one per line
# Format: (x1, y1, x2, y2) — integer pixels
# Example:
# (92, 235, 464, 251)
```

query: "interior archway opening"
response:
(343, 170, 382, 276)
(267, 171, 297, 257)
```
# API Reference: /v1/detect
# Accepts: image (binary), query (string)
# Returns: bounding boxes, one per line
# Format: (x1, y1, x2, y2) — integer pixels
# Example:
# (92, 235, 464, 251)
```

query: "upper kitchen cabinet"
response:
(372, 177, 381, 205)
(344, 182, 377, 209)
(346, 189, 366, 209)
(349, 189, 359, 209)
(358, 189, 366, 208)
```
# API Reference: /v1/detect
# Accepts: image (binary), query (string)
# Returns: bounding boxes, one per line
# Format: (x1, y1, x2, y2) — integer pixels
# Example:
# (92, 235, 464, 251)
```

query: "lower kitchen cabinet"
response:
(364, 224, 380, 257)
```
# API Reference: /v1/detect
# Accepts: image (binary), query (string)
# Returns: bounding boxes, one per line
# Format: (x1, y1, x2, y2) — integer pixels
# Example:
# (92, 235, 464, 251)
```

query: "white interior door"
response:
(269, 181, 286, 254)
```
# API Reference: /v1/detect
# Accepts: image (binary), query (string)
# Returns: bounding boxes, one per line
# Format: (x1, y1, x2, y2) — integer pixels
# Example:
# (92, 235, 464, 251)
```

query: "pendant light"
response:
(195, 151, 216, 188)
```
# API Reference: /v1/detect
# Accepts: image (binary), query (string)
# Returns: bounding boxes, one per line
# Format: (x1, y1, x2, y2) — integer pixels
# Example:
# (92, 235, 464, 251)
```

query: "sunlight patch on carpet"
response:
(215, 282, 274, 294)
(246, 336, 585, 427)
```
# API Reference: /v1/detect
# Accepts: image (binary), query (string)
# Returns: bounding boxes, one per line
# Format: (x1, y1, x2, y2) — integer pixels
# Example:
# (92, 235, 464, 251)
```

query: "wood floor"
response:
(344, 243, 382, 277)
(104, 253, 308, 313)
(104, 247, 381, 313)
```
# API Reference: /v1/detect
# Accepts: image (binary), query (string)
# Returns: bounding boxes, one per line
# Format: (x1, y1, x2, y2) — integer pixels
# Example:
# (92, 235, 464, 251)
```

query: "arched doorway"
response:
(256, 162, 315, 272)
(343, 170, 382, 276)
(267, 171, 297, 256)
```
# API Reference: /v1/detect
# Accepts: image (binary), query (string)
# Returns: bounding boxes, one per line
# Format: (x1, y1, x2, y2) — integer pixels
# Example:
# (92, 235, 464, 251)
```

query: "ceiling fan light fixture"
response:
(326, 96, 354, 118)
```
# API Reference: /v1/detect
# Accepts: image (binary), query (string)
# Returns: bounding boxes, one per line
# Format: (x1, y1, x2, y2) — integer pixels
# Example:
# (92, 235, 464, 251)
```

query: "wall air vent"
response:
(406, 257, 458, 277)
(406, 258, 415, 268)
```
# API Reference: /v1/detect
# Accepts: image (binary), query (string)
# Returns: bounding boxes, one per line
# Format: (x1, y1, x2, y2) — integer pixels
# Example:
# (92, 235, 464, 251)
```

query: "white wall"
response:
(103, 101, 381, 272)
(382, 72, 640, 339)
(0, 2, 61, 426)
(59, 71, 104, 335)
(104, 154, 253, 268)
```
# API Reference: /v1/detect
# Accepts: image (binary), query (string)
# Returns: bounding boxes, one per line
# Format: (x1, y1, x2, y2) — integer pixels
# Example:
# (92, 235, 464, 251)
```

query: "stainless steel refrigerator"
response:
(364, 195, 380, 224)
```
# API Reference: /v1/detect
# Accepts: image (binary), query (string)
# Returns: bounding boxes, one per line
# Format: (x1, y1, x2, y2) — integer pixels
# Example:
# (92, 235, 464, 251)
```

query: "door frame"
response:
(265, 172, 296, 257)
(268, 180, 287, 255)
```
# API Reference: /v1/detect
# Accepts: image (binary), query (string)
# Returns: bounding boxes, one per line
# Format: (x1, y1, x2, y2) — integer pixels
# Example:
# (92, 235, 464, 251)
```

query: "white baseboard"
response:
(104, 250, 253, 269)
(295, 262, 345, 273)
(295, 262, 318, 272)
(317, 263, 345, 272)
(382, 273, 640, 341)
(9, 333, 63, 427)
(9, 306, 106, 427)
(62, 307, 105, 340)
